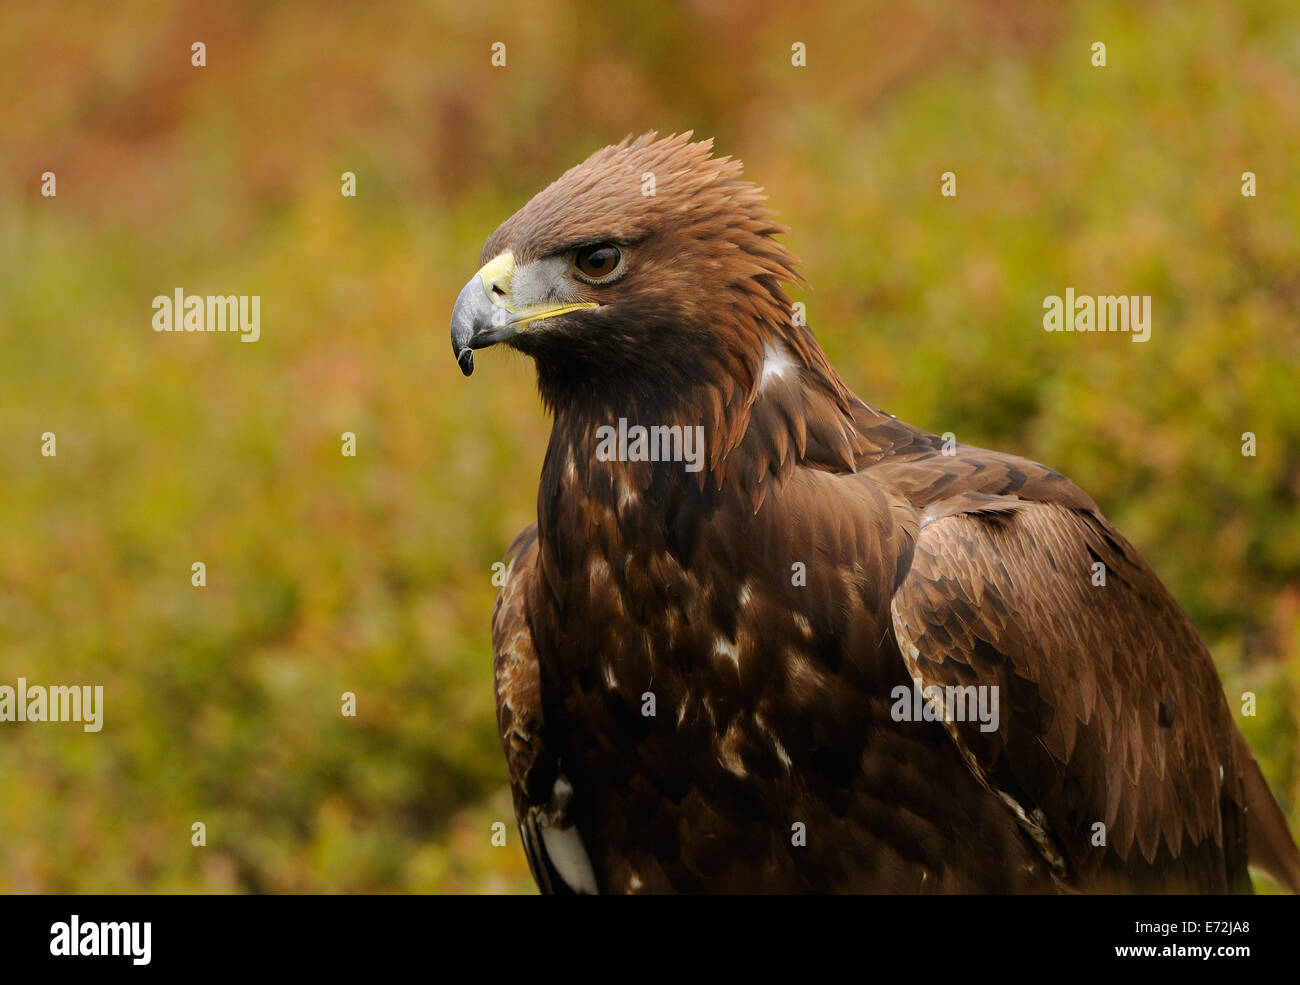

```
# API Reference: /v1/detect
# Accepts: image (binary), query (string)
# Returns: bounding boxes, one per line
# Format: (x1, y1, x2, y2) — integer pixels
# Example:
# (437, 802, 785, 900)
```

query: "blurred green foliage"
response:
(0, 0, 1296, 892)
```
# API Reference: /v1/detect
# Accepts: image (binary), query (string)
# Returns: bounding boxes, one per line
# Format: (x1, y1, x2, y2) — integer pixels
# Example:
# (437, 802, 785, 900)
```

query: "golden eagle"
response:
(450, 132, 1300, 893)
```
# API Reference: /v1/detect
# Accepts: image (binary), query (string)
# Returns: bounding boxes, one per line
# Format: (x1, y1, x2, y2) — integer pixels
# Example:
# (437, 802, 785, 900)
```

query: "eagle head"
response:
(450, 131, 802, 396)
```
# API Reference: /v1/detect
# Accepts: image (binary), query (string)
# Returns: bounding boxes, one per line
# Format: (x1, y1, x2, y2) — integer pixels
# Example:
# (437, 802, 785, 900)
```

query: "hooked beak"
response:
(450, 251, 598, 376)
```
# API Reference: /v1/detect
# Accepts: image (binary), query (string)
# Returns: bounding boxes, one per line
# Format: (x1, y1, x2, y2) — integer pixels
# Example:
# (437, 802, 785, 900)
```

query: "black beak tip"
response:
(456, 347, 475, 377)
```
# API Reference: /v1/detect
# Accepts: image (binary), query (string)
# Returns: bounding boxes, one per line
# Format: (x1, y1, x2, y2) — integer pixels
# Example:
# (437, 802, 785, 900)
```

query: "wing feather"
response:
(492, 524, 599, 894)
(889, 499, 1251, 890)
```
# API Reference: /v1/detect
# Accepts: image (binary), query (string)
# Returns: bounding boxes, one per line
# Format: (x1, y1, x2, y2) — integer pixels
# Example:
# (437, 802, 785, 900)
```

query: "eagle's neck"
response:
(531, 322, 889, 577)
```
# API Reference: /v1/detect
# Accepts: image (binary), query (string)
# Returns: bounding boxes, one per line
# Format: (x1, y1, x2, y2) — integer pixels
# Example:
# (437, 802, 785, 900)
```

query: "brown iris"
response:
(572, 243, 622, 282)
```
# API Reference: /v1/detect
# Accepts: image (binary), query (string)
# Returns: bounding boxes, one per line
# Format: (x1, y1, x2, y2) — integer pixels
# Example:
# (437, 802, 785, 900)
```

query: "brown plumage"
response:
(451, 131, 1300, 893)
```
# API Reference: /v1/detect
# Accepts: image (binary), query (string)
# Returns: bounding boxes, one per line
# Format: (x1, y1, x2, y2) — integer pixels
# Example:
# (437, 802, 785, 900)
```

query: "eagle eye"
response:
(572, 243, 623, 283)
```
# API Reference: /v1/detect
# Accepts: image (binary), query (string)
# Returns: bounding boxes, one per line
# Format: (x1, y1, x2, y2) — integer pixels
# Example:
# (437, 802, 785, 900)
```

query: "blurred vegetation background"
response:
(0, 0, 1296, 892)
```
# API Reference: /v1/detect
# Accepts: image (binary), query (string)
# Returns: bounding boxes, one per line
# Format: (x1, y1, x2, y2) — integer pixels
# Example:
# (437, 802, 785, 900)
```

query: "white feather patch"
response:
(539, 824, 599, 894)
(536, 775, 599, 894)
(760, 339, 798, 388)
